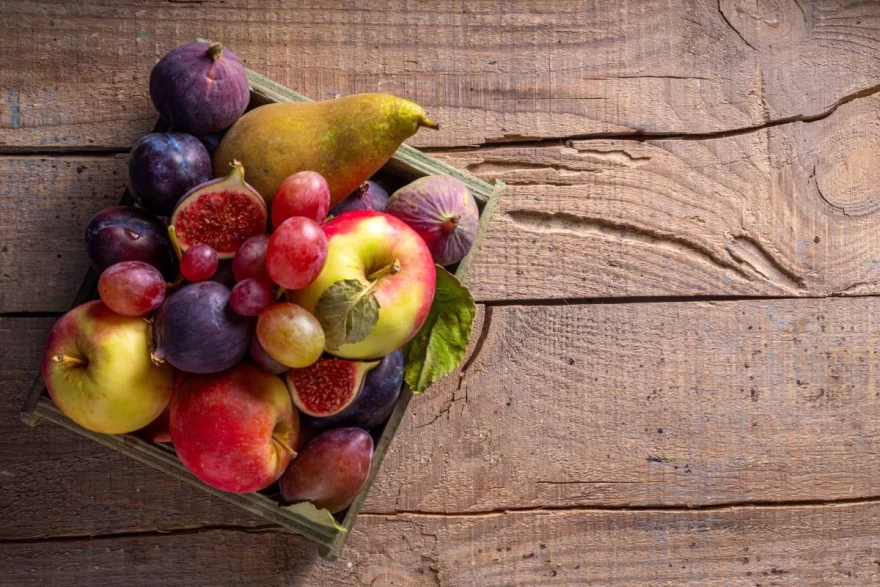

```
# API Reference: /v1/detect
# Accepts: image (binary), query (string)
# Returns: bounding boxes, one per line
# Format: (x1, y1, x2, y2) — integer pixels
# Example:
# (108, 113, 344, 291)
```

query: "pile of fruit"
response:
(41, 41, 479, 516)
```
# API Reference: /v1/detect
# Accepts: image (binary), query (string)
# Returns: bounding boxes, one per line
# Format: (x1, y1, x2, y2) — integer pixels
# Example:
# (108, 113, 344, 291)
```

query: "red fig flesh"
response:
(171, 161, 267, 259)
(286, 359, 378, 417)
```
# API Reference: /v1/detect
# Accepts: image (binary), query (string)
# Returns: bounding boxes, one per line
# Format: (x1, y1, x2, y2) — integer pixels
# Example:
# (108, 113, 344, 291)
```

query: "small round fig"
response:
(385, 175, 479, 266)
(85, 206, 179, 281)
(171, 161, 268, 259)
(152, 281, 252, 374)
(329, 181, 390, 216)
(128, 133, 213, 216)
(149, 42, 249, 135)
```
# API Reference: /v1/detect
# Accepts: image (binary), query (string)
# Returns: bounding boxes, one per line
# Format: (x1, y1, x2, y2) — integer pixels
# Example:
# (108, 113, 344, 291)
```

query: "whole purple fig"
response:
(149, 42, 249, 135)
(128, 133, 213, 216)
(329, 181, 390, 216)
(152, 281, 252, 374)
(385, 175, 479, 266)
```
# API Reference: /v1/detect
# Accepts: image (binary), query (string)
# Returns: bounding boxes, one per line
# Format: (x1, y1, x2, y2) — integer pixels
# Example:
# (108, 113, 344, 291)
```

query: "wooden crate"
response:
(20, 67, 504, 561)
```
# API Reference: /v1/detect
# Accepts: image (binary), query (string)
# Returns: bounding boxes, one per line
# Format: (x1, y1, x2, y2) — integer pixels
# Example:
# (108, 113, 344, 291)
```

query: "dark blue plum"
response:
(85, 206, 178, 281)
(152, 281, 253, 374)
(128, 133, 212, 216)
(149, 42, 249, 135)
(303, 350, 404, 432)
(329, 181, 390, 216)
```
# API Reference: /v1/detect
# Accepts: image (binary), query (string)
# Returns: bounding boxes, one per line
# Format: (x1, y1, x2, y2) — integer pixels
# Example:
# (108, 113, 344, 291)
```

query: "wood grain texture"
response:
(2, 1, 880, 150)
(6, 295, 880, 541)
(437, 91, 880, 300)
(3, 503, 880, 586)
(365, 297, 880, 513)
(8, 86, 880, 312)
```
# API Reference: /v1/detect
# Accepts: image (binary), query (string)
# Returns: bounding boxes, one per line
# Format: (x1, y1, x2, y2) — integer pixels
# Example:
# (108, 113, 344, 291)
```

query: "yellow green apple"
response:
(289, 211, 436, 359)
(41, 300, 175, 434)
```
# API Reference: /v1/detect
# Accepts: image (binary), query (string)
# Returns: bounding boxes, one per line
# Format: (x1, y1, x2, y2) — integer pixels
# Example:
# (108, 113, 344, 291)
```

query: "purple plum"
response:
(329, 181, 390, 216)
(84, 206, 178, 281)
(128, 133, 213, 216)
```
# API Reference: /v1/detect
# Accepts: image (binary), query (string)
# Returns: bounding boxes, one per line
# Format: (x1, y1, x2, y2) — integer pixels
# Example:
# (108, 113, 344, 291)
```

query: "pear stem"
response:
(207, 42, 224, 61)
(420, 115, 440, 130)
(53, 354, 87, 367)
(367, 259, 401, 282)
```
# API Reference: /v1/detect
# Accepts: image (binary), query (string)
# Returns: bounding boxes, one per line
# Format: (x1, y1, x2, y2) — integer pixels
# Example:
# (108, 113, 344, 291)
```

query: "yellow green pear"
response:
(214, 93, 439, 206)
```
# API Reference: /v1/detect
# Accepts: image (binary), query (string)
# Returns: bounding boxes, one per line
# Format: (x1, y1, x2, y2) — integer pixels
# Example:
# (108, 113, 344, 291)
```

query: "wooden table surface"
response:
(4, 1, 880, 585)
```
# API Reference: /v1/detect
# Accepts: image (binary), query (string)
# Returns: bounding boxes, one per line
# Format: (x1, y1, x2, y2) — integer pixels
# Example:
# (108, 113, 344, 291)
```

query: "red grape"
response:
(98, 261, 166, 316)
(229, 278, 273, 316)
(265, 217, 327, 290)
(180, 243, 218, 282)
(232, 234, 271, 283)
(271, 171, 331, 227)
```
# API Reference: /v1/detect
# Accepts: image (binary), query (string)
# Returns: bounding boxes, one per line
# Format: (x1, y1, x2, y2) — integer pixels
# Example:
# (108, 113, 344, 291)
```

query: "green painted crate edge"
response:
(20, 66, 505, 561)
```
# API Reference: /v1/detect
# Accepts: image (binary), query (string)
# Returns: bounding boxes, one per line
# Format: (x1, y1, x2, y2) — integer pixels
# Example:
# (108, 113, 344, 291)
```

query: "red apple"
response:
(170, 363, 299, 493)
(41, 300, 175, 434)
(290, 211, 436, 359)
(271, 171, 330, 227)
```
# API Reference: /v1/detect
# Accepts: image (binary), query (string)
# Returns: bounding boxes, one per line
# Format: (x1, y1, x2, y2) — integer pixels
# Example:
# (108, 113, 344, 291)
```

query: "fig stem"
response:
(150, 351, 165, 367)
(207, 42, 224, 61)
(53, 354, 87, 367)
(367, 259, 401, 282)
(442, 214, 461, 231)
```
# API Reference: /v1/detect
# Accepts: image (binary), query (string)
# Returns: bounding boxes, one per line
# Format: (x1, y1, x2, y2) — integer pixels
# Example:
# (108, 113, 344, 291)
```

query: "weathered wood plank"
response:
(3, 503, 880, 586)
(366, 296, 880, 513)
(5, 294, 880, 541)
(437, 91, 880, 300)
(6, 89, 880, 311)
(2, 1, 880, 150)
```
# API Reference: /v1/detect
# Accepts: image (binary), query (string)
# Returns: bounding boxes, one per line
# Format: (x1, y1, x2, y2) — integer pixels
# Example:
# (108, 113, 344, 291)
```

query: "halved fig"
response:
(171, 161, 267, 259)
(286, 359, 378, 417)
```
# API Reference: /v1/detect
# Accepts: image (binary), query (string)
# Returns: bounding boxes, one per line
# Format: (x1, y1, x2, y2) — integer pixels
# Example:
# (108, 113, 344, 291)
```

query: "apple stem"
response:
(53, 354, 87, 367)
(367, 259, 401, 282)
(274, 436, 296, 458)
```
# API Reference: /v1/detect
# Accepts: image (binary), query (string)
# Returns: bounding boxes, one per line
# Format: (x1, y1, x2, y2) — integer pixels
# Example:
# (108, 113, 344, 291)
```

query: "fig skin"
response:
(329, 181, 390, 216)
(385, 175, 479, 266)
(152, 281, 253, 374)
(128, 133, 213, 216)
(150, 42, 249, 135)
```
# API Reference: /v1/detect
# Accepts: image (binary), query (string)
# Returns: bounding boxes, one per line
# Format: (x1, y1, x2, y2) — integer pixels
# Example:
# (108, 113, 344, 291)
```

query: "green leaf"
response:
(281, 501, 347, 532)
(315, 279, 380, 351)
(404, 266, 476, 394)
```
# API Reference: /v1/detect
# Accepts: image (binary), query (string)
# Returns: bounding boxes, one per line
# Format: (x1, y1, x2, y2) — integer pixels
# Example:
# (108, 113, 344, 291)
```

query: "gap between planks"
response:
(7, 494, 880, 546)
(3, 79, 880, 157)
